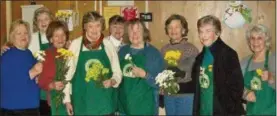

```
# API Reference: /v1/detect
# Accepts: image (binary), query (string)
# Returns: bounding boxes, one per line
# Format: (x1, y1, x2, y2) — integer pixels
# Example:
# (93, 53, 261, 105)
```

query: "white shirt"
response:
(63, 36, 122, 103)
(104, 35, 123, 52)
(28, 32, 49, 53)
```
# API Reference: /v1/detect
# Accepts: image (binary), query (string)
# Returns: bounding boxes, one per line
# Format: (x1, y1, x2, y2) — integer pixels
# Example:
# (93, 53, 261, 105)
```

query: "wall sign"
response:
(140, 13, 152, 22)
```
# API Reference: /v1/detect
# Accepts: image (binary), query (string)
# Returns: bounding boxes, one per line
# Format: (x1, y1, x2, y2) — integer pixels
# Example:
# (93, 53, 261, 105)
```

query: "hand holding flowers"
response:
(256, 69, 274, 82)
(49, 81, 65, 91)
(125, 53, 135, 66)
(124, 53, 146, 78)
(34, 50, 46, 62)
(103, 79, 117, 88)
(29, 62, 43, 80)
(132, 66, 147, 78)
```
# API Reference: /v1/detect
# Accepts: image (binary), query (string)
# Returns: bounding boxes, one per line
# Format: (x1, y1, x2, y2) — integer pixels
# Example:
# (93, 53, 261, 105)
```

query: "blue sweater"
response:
(1, 47, 40, 110)
(118, 43, 165, 89)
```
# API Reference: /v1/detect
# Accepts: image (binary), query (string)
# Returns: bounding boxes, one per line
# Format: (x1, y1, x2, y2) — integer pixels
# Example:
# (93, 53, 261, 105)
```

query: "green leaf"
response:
(241, 8, 252, 23)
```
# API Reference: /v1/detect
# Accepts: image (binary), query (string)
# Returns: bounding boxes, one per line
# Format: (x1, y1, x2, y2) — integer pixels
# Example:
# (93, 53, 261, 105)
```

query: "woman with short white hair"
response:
(240, 24, 276, 115)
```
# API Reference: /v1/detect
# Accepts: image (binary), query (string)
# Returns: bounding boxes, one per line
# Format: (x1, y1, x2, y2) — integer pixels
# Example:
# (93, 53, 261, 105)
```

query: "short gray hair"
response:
(33, 7, 54, 32)
(246, 24, 271, 49)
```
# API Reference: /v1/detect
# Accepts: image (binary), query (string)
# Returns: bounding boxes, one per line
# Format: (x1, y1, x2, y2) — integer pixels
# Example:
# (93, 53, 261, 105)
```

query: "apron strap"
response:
(244, 49, 270, 76)
(38, 32, 43, 49)
(264, 50, 270, 70)
(244, 55, 253, 76)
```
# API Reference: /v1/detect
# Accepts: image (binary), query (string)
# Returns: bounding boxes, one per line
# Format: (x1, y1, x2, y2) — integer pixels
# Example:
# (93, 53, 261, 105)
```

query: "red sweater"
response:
(38, 47, 58, 104)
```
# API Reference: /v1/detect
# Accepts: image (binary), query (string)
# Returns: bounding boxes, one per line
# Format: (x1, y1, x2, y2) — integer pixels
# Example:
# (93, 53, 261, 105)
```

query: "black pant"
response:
(1, 108, 39, 116)
(39, 100, 51, 116)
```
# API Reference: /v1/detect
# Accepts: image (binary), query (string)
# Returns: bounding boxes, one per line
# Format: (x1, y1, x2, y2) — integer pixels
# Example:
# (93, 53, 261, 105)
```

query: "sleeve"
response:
(144, 48, 165, 89)
(28, 50, 39, 80)
(224, 50, 244, 105)
(192, 55, 201, 115)
(62, 38, 81, 103)
(104, 40, 122, 88)
(240, 56, 251, 100)
(179, 47, 199, 82)
(28, 33, 39, 54)
(38, 52, 54, 91)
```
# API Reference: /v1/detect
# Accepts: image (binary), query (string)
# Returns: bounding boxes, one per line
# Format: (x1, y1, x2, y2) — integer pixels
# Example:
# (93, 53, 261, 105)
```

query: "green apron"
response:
(118, 46, 155, 115)
(244, 50, 276, 115)
(199, 47, 214, 115)
(39, 32, 50, 100)
(71, 40, 117, 115)
(50, 89, 67, 115)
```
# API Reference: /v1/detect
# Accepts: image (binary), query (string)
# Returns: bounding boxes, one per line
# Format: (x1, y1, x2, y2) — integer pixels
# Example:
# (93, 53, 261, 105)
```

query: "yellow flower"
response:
(164, 50, 182, 66)
(56, 48, 74, 59)
(208, 65, 213, 72)
(85, 77, 90, 82)
(102, 68, 109, 75)
(256, 69, 263, 76)
(85, 62, 110, 82)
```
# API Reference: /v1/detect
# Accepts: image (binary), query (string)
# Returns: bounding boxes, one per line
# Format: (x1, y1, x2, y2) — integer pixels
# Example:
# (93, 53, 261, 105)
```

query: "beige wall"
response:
(8, 1, 276, 60)
(148, 1, 276, 60)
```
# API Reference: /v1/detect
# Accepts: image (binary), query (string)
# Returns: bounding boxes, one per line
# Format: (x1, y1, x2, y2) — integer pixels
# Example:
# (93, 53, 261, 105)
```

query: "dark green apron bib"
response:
(118, 46, 155, 115)
(244, 50, 276, 115)
(71, 40, 117, 115)
(199, 47, 214, 115)
(50, 88, 67, 115)
(39, 32, 50, 100)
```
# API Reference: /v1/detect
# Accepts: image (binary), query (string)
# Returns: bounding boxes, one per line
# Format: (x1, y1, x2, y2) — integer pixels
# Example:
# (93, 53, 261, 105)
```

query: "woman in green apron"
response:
(38, 20, 70, 115)
(30, 7, 54, 116)
(63, 11, 122, 115)
(241, 24, 276, 115)
(118, 19, 164, 115)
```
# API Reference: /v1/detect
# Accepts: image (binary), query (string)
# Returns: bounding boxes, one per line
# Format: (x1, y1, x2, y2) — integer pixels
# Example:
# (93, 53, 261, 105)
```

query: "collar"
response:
(109, 35, 122, 47)
(202, 37, 223, 55)
(83, 34, 104, 50)
(169, 38, 187, 45)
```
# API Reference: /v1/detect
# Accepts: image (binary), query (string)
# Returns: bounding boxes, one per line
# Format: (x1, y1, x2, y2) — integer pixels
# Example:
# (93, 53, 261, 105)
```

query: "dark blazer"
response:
(192, 38, 245, 116)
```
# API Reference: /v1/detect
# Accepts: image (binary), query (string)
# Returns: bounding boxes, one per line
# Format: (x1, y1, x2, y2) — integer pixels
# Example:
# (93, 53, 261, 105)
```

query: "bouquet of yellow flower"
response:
(52, 48, 74, 113)
(164, 50, 181, 67)
(85, 60, 110, 88)
(55, 10, 72, 22)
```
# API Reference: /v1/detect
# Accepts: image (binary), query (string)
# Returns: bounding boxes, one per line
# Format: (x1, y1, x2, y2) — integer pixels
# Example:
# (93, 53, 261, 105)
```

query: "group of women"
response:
(0, 6, 275, 116)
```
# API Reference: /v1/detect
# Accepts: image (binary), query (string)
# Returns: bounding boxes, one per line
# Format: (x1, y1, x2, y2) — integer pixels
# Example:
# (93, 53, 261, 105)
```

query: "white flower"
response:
(125, 53, 131, 60)
(34, 50, 46, 62)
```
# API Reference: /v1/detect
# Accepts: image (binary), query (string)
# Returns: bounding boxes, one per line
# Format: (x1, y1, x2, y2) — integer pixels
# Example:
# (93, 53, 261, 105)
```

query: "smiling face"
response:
(128, 23, 144, 47)
(37, 12, 51, 33)
(50, 28, 67, 49)
(249, 32, 267, 54)
(110, 23, 124, 40)
(85, 21, 102, 42)
(198, 24, 218, 47)
(167, 20, 184, 42)
(12, 24, 30, 49)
